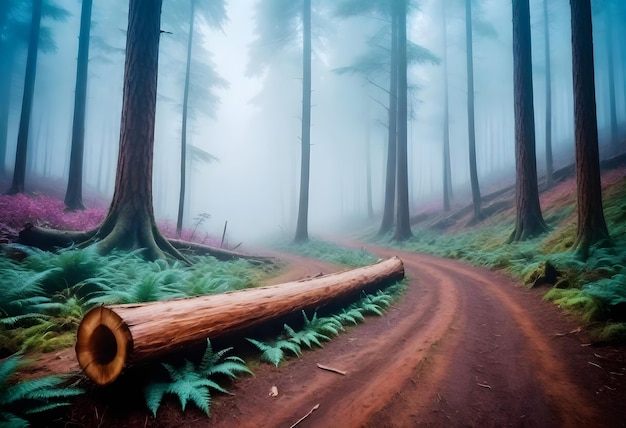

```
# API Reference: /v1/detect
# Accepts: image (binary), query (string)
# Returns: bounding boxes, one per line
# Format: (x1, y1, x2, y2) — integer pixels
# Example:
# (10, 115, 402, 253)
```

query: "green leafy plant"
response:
(144, 339, 251, 417)
(0, 352, 84, 427)
(248, 282, 406, 366)
(246, 338, 302, 367)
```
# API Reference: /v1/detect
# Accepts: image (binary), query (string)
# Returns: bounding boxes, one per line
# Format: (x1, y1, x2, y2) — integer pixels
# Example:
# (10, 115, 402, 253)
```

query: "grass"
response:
(277, 239, 378, 267)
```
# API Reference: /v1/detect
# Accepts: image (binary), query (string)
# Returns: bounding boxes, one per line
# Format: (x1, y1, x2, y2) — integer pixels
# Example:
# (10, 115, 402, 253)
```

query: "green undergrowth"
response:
(247, 279, 407, 367)
(0, 246, 278, 356)
(0, 352, 84, 427)
(380, 179, 626, 343)
(277, 239, 378, 267)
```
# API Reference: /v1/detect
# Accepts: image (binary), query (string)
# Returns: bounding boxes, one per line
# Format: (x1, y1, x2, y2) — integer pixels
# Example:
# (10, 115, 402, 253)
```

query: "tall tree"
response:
(603, 3, 618, 153)
(464, 0, 482, 222)
(6, 0, 42, 194)
(393, 0, 412, 241)
(171, 0, 226, 236)
(509, 0, 548, 242)
(176, 0, 196, 236)
(569, 0, 610, 257)
(441, 0, 452, 212)
(294, 0, 312, 242)
(334, 0, 437, 235)
(380, 8, 399, 236)
(542, 0, 554, 188)
(64, 0, 93, 210)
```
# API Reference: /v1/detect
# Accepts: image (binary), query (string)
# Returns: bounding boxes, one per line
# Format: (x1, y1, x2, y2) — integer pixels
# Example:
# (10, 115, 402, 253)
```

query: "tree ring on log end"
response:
(75, 306, 133, 385)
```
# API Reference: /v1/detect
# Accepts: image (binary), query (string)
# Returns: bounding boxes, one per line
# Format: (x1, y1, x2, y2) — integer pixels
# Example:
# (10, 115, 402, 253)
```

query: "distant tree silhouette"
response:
(294, 0, 312, 242)
(6, 0, 42, 195)
(65, 0, 93, 211)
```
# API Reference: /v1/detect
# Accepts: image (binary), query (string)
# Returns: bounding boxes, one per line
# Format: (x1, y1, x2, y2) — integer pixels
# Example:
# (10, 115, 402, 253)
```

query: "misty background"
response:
(1, 0, 623, 243)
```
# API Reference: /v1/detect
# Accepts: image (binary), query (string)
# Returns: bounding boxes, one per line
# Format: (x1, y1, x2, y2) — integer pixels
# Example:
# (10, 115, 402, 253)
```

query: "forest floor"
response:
(5, 164, 626, 427)
(24, 244, 626, 427)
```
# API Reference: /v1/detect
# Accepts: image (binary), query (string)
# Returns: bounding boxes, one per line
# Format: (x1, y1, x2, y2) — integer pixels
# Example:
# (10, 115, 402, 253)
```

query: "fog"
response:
(1, 0, 624, 244)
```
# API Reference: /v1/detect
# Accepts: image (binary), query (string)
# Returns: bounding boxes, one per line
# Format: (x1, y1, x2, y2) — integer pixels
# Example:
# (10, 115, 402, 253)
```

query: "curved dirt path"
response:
(207, 248, 625, 427)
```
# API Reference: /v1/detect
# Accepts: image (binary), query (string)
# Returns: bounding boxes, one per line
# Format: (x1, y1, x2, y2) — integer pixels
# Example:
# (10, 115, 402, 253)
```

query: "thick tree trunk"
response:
(83, 0, 185, 261)
(394, 0, 412, 242)
(7, 0, 42, 195)
(294, 0, 312, 243)
(510, 0, 548, 242)
(64, 0, 93, 211)
(379, 9, 399, 236)
(76, 256, 405, 385)
(569, 0, 610, 257)
(465, 0, 482, 221)
(543, 0, 554, 189)
(177, 0, 195, 236)
(442, 0, 452, 212)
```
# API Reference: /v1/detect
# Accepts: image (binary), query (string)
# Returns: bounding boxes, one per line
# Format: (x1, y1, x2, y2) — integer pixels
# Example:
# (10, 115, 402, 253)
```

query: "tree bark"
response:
(7, 0, 42, 195)
(365, 124, 374, 219)
(76, 256, 405, 385)
(543, 0, 553, 189)
(569, 0, 610, 257)
(177, 0, 196, 236)
(465, 0, 482, 221)
(510, 0, 548, 242)
(64, 0, 93, 211)
(81, 0, 186, 261)
(294, 0, 312, 243)
(379, 8, 399, 236)
(393, 0, 412, 242)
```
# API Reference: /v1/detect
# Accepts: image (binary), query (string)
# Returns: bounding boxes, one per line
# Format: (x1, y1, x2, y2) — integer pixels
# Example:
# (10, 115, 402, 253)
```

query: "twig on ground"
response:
(588, 361, 602, 369)
(289, 404, 320, 428)
(477, 383, 492, 389)
(317, 363, 347, 376)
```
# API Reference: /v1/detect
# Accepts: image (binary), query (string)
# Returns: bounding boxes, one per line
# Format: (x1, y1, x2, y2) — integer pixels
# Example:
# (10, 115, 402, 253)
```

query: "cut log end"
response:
(75, 306, 133, 386)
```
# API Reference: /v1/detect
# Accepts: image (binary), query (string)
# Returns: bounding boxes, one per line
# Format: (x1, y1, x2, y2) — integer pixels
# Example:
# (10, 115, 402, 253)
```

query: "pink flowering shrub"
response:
(0, 193, 220, 247)
(0, 194, 106, 242)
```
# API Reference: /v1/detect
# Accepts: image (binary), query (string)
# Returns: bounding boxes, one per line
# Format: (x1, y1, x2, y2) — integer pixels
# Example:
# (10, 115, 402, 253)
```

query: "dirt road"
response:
(208, 247, 625, 427)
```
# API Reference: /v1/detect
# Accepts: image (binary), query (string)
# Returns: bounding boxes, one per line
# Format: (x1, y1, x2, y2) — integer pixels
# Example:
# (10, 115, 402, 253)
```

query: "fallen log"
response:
(76, 256, 404, 385)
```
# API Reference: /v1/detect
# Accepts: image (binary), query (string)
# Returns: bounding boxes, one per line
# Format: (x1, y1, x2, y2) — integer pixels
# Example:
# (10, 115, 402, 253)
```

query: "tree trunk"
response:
(64, 0, 93, 211)
(510, 0, 548, 242)
(569, 0, 610, 257)
(82, 0, 185, 261)
(177, 0, 195, 236)
(442, 0, 452, 212)
(294, 0, 312, 243)
(7, 0, 42, 195)
(0, 52, 11, 177)
(543, 0, 554, 189)
(76, 256, 405, 385)
(604, 6, 618, 154)
(465, 0, 482, 221)
(379, 8, 399, 236)
(365, 124, 374, 219)
(393, 0, 412, 242)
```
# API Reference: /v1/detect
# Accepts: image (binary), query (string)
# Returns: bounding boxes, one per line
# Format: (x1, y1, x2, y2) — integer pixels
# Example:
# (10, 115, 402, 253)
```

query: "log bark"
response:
(76, 257, 405, 385)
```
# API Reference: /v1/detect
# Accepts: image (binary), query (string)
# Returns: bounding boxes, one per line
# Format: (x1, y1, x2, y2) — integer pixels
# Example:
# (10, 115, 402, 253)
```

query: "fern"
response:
(0, 352, 84, 427)
(333, 307, 365, 325)
(283, 323, 329, 349)
(144, 339, 251, 417)
(246, 338, 302, 367)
